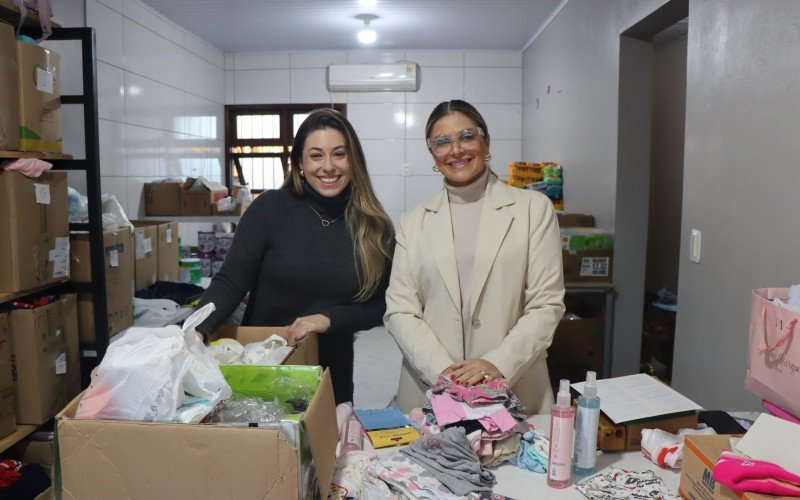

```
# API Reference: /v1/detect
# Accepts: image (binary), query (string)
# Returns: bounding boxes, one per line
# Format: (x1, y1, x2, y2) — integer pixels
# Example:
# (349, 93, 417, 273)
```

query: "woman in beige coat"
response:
(384, 100, 565, 415)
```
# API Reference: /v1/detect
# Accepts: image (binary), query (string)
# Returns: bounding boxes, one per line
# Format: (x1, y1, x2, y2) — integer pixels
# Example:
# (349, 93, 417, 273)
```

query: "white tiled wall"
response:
(225, 49, 524, 225)
(83, 0, 225, 222)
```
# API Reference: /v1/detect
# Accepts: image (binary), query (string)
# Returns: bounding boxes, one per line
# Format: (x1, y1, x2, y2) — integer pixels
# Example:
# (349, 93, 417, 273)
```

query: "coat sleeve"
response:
(481, 196, 565, 385)
(384, 214, 456, 386)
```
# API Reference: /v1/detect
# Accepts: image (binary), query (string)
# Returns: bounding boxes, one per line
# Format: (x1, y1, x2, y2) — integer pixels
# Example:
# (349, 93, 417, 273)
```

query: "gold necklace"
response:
(305, 203, 344, 227)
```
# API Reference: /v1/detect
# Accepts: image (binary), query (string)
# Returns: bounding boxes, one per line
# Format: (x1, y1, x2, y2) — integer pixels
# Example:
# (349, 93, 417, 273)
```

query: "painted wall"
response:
(646, 37, 686, 295)
(224, 49, 524, 224)
(61, 0, 227, 245)
(671, 0, 800, 410)
(523, 0, 799, 409)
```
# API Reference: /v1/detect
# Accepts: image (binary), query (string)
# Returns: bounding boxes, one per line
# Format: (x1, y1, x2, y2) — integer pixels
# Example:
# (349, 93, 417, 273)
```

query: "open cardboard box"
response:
(679, 434, 772, 500)
(54, 325, 334, 499)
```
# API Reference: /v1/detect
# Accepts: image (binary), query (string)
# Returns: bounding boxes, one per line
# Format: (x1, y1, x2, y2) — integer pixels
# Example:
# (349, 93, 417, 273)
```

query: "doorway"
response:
(613, 0, 687, 380)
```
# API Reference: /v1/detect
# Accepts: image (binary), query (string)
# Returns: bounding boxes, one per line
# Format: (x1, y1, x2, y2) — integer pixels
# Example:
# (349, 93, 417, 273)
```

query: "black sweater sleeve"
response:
(195, 195, 271, 337)
(316, 260, 392, 336)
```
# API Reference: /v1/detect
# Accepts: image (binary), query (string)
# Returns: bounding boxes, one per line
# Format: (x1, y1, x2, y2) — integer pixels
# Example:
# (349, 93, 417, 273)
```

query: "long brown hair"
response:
(284, 108, 394, 301)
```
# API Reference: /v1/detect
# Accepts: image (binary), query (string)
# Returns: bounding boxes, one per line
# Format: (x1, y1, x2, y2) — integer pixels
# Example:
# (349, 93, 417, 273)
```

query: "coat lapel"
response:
(470, 175, 515, 317)
(423, 190, 462, 313)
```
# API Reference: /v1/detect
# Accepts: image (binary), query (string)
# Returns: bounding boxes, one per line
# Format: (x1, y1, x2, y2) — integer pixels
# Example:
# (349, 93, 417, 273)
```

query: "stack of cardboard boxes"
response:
(145, 178, 230, 216)
(0, 22, 62, 153)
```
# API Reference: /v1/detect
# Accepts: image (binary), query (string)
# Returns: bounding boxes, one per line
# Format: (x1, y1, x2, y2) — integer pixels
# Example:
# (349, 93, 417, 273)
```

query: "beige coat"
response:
(384, 174, 565, 415)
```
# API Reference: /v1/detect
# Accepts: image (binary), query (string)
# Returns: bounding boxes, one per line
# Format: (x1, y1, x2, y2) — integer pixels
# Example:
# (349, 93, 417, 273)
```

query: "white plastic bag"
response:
(75, 304, 231, 422)
(241, 334, 293, 365)
(208, 338, 244, 364)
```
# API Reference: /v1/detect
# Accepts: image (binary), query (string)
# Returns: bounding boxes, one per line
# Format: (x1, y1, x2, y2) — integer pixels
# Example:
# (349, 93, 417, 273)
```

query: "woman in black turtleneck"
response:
(196, 108, 394, 404)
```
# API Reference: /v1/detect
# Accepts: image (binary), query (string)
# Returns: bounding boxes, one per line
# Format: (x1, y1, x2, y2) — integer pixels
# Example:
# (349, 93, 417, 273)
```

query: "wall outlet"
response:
(690, 229, 701, 263)
(402, 164, 411, 177)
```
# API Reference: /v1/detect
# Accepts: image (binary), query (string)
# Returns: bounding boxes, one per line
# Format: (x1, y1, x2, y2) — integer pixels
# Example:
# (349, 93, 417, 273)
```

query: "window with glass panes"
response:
(224, 104, 347, 192)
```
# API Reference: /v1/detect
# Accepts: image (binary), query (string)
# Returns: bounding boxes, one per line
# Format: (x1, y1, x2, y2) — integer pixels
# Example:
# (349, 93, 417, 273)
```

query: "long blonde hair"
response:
(284, 108, 394, 301)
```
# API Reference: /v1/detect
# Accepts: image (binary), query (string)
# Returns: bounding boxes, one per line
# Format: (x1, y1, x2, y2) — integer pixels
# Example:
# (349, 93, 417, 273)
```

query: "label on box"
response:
(580, 257, 610, 277)
(135, 231, 145, 260)
(143, 238, 153, 254)
(55, 352, 67, 375)
(165, 228, 172, 243)
(109, 249, 119, 268)
(35, 66, 55, 94)
(50, 237, 70, 278)
(34, 183, 51, 204)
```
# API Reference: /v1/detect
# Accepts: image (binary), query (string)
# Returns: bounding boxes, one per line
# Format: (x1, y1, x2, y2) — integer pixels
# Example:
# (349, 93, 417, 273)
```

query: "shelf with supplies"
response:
(0, 424, 37, 455)
(548, 282, 616, 385)
(0, 278, 70, 306)
(137, 215, 241, 224)
(0, 150, 73, 160)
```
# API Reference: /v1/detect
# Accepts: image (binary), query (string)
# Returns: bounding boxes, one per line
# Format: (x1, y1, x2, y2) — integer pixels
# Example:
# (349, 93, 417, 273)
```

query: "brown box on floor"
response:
(0, 22, 19, 150)
(132, 224, 158, 291)
(71, 229, 134, 343)
(181, 178, 228, 216)
(558, 212, 613, 283)
(55, 368, 338, 500)
(144, 182, 182, 216)
(679, 434, 772, 500)
(9, 294, 80, 425)
(16, 39, 61, 152)
(547, 316, 604, 386)
(0, 170, 69, 293)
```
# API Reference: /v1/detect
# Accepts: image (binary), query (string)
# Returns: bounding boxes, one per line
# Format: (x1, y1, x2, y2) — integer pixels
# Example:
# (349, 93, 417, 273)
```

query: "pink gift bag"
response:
(745, 288, 800, 419)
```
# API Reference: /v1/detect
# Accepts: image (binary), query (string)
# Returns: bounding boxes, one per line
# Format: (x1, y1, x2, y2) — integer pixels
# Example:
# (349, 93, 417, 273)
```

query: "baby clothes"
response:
(479, 434, 520, 468)
(640, 427, 716, 468)
(330, 450, 377, 499)
(515, 430, 549, 473)
(714, 450, 800, 496)
(372, 453, 467, 499)
(400, 427, 496, 495)
(575, 467, 679, 500)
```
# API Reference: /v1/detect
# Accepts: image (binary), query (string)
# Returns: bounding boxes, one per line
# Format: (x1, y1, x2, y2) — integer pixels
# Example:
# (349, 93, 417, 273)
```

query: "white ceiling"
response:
(139, 0, 565, 54)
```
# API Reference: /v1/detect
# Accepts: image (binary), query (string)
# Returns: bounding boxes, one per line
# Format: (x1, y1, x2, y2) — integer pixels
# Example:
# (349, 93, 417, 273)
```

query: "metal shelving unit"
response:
(44, 27, 109, 378)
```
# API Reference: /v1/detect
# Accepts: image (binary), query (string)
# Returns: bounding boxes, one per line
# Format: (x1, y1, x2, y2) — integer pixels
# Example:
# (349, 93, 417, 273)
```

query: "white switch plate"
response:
(690, 229, 701, 263)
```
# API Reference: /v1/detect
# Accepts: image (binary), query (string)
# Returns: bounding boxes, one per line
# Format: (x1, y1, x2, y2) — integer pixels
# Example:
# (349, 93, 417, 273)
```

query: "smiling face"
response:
(428, 111, 490, 187)
(300, 128, 351, 197)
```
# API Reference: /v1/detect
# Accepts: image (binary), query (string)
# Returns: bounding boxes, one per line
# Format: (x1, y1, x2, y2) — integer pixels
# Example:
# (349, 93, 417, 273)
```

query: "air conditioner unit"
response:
(326, 63, 420, 92)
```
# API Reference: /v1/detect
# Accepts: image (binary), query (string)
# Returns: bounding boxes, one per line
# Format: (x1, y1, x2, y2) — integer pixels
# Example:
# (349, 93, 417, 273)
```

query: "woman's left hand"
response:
(286, 314, 331, 345)
(446, 359, 504, 386)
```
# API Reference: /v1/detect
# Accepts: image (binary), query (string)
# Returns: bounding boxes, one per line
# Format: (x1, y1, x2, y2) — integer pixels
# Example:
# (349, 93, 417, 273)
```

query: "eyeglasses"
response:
(427, 127, 485, 156)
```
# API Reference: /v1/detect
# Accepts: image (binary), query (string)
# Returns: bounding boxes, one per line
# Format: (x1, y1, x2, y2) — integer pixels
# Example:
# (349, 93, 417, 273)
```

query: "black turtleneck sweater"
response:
(196, 182, 389, 403)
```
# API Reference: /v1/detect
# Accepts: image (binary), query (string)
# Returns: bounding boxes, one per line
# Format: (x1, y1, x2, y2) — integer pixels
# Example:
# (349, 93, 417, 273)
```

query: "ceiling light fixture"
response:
(356, 14, 378, 45)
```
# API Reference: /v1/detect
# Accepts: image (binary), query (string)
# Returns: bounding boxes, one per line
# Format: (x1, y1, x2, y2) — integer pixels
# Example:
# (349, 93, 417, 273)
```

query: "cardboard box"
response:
(144, 182, 182, 216)
(71, 229, 134, 343)
(181, 178, 228, 216)
(558, 213, 613, 283)
(9, 294, 80, 425)
(16, 40, 62, 152)
(679, 434, 772, 500)
(132, 221, 179, 282)
(547, 317, 604, 386)
(0, 386, 14, 440)
(0, 312, 12, 390)
(55, 367, 338, 499)
(0, 22, 20, 150)
(0, 170, 69, 293)
(598, 410, 698, 451)
(157, 221, 179, 281)
(211, 326, 319, 366)
(132, 224, 158, 291)
(557, 213, 595, 228)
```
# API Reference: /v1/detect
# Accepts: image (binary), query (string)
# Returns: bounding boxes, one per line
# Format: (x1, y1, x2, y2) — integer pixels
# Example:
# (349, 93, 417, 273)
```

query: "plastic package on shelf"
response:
(67, 187, 88, 223)
(560, 228, 614, 251)
(101, 193, 133, 230)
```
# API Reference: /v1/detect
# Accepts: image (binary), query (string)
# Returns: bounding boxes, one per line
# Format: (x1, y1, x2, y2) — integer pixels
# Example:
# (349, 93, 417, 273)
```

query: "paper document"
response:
(572, 373, 702, 424)
(735, 413, 800, 476)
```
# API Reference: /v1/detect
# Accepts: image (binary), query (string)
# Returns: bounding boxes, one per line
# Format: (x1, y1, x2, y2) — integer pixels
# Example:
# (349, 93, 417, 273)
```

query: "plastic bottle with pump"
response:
(573, 371, 601, 475)
(547, 379, 575, 488)
(341, 414, 363, 456)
